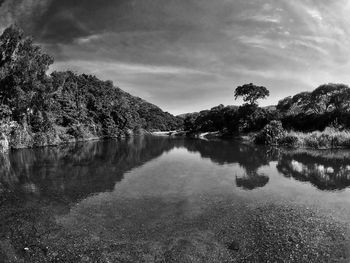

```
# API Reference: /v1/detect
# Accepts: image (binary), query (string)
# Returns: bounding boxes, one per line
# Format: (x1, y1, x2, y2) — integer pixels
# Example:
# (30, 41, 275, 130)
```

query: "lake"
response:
(1, 136, 350, 262)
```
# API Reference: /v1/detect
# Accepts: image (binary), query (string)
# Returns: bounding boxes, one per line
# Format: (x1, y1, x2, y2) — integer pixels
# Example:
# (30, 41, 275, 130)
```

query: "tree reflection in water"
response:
(1, 137, 350, 199)
(183, 139, 350, 191)
(235, 174, 269, 190)
(277, 149, 350, 191)
(183, 139, 273, 190)
(2, 137, 350, 262)
(0, 136, 183, 203)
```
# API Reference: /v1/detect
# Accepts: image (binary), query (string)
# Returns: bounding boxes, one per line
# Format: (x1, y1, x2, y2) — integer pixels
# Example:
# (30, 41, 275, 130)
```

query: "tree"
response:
(277, 96, 293, 114)
(307, 84, 346, 114)
(311, 84, 349, 113)
(0, 25, 54, 122)
(234, 83, 270, 106)
(234, 84, 270, 132)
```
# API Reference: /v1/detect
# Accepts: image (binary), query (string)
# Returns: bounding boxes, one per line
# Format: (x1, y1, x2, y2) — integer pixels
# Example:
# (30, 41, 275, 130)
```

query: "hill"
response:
(0, 26, 182, 152)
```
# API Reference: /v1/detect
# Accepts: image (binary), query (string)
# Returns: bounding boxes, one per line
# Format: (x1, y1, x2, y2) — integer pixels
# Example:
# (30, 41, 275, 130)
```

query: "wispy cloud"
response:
(0, 0, 51, 32)
(1, 0, 350, 114)
(249, 15, 281, 23)
(51, 60, 211, 76)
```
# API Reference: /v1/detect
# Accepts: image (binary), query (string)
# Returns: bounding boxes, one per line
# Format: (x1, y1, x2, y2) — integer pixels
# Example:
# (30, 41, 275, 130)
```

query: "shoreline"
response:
(181, 130, 350, 150)
(0, 126, 159, 154)
(2, 128, 350, 154)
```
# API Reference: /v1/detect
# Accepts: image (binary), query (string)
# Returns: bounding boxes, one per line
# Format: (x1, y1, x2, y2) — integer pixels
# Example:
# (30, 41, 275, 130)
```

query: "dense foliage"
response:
(234, 83, 270, 106)
(277, 83, 350, 131)
(183, 83, 275, 135)
(0, 26, 182, 150)
(254, 120, 285, 145)
(184, 82, 350, 146)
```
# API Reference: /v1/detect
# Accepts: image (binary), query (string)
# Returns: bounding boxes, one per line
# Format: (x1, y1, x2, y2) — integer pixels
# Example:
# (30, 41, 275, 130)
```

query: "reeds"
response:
(280, 127, 350, 149)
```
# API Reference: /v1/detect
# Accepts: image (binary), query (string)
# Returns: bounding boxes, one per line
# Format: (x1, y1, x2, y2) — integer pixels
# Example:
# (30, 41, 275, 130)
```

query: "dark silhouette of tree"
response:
(234, 83, 270, 106)
(276, 96, 293, 115)
(233, 84, 271, 132)
(236, 174, 269, 190)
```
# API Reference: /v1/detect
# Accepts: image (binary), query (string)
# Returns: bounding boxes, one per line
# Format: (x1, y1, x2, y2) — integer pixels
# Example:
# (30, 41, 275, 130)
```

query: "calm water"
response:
(1, 136, 350, 262)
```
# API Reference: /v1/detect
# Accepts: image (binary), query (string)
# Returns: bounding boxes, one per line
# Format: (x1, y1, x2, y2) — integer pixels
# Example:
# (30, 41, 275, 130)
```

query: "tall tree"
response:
(234, 83, 269, 106)
(0, 25, 54, 122)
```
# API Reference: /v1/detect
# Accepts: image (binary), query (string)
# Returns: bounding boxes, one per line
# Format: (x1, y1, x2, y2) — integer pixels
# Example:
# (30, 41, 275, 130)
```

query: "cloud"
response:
(50, 60, 211, 76)
(306, 9, 323, 21)
(249, 15, 281, 24)
(1, 0, 350, 114)
(0, 0, 52, 32)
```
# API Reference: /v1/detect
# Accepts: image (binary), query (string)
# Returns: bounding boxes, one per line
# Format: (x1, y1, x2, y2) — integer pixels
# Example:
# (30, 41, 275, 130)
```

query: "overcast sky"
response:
(1, 0, 350, 115)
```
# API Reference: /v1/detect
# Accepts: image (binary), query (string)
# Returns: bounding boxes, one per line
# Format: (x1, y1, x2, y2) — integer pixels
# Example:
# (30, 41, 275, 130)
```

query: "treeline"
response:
(0, 26, 182, 151)
(183, 83, 275, 134)
(277, 83, 350, 131)
(183, 82, 350, 147)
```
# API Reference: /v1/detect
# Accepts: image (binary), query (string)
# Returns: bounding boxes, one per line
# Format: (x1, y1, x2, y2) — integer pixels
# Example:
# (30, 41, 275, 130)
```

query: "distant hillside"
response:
(0, 25, 182, 152)
(177, 112, 199, 119)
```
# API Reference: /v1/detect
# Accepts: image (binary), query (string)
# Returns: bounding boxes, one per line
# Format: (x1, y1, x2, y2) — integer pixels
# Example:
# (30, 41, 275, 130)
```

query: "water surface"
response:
(1, 136, 350, 262)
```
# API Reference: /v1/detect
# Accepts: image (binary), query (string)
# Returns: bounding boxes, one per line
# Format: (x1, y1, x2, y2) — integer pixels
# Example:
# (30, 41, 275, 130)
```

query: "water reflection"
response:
(184, 139, 350, 191)
(1, 137, 350, 262)
(0, 136, 182, 202)
(235, 174, 269, 190)
(277, 150, 350, 191)
(2, 137, 350, 196)
(184, 140, 273, 190)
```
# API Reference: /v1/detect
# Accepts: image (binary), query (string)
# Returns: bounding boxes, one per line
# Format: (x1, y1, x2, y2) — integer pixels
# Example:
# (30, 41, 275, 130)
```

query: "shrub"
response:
(280, 127, 350, 149)
(254, 120, 285, 145)
(67, 125, 87, 139)
(33, 129, 60, 147)
(278, 134, 299, 147)
(304, 132, 320, 148)
(0, 105, 12, 120)
(9, 124, 34, 149)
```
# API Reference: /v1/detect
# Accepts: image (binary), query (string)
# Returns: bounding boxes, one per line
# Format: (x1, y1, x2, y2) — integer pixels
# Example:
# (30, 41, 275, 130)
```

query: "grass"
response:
(279, 127, 350, 149)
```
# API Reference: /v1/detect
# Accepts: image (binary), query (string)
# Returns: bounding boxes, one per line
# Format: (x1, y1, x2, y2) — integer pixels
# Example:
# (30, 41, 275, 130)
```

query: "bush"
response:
(278, 134, 299, 147)
(9, 124, 34, 149)
(254, 120, 285, 145)
(0, 105, 12, 120)
(279, 127, 350, 149)
(33, 129, 60, 147)
(67, 125, 88, 139)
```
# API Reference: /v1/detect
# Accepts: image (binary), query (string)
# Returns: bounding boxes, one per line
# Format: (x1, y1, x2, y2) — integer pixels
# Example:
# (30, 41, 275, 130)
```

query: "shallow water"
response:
(1, 136, 350, 262)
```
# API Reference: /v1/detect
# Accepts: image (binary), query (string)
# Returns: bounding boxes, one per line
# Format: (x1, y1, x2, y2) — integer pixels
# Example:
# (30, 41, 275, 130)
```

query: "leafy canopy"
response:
(0, 25, 54, 120)
(234, 83, 270, 105)
(0, 25, 182, 136)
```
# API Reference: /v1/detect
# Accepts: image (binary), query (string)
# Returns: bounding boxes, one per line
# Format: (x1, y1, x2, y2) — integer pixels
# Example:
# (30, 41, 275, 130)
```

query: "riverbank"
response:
(0, 121, 149, 154)
(253, 123, 350, 149)
(279, 128, 350, 149)
(152, 130, 231, 140)
(3, 124, 349, 155)
(152, 128, 350, 150)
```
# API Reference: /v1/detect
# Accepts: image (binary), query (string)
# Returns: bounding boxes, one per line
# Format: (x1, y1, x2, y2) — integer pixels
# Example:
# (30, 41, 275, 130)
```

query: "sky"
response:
(1, 0, 350, 115)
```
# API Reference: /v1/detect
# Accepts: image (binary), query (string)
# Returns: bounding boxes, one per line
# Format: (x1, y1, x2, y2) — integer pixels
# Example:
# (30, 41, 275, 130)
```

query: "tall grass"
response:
(280, 127, 350, 149)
